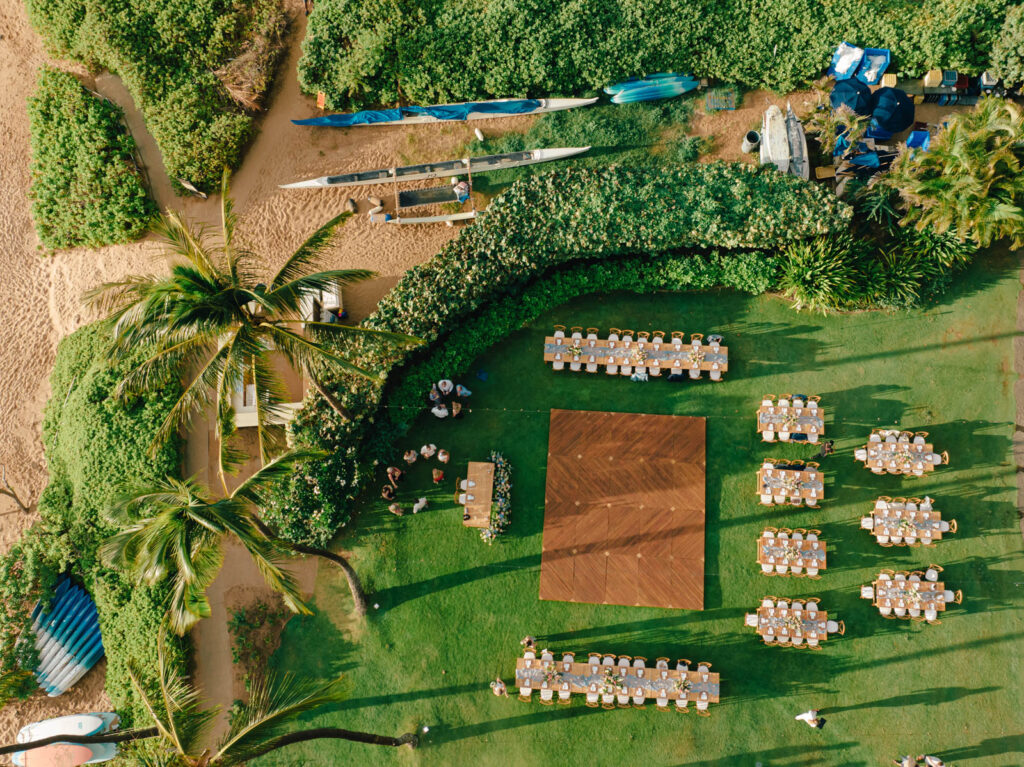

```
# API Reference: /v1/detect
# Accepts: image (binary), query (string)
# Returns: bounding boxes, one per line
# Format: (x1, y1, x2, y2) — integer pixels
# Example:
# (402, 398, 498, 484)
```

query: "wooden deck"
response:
(539, 409, 706, 609)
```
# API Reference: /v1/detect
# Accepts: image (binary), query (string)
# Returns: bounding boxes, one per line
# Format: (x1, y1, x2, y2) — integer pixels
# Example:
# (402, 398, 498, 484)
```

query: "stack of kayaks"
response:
(605, 73, 701, 104)
(13, 713, 120, 766)
(30, 579, 104, 697)
(759, 105, 791, 173)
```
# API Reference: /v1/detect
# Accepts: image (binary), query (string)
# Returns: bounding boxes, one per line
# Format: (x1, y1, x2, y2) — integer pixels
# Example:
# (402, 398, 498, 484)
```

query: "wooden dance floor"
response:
(539, 409, 706, 609)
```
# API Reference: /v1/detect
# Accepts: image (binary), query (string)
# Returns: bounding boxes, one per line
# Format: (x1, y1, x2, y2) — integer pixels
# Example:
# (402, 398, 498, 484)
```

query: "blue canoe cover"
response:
(293, 99, 542, 127)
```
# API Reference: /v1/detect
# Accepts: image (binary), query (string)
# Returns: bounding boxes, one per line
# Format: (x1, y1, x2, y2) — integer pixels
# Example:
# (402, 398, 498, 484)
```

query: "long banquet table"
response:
(863, 440, 938, 474)
(756, 606, 829, 641)
(757, 406, 825, 436)
(514, 658, 720, 702)
(462, 461, 494, 528)
(872, 578, 946, 612)
(757, 467, 824, 503)
(757, 537, 827, 570)
(870, 507, 944, 543)
(542, 337, 728, 372)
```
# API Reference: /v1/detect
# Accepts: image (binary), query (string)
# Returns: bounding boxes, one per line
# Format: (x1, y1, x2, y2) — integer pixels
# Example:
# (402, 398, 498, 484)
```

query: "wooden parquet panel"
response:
(539, 409, 706, 609)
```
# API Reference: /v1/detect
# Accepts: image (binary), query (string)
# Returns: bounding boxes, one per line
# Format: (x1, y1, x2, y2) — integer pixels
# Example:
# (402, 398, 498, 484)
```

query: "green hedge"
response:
(368, 164, 851, 338)
(24, 0, 286, 191)
(27, 67, 154, 250)
(299, 0, 1010, 109)
(0, 325, 186, 719)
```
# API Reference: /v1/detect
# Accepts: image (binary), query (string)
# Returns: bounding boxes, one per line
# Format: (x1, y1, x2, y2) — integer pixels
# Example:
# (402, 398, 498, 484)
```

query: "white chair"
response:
(860, 585, 875, 600)
(879, 606, 892, 616)
(520, 685, 532, 698)
(744, 613, 758, 627)
(621, 332, 633, 343)
(553, 328, 565, 339)
(805, 567, 818, 578)
(649, 364, 661, 377)
(875, 498, 889, 510)
(908, 608, 921, 619)
(605, 363, 618, 375)
(894, 607, 907, 617)
(762, 530, 775, 539)
(778, 398, 790, 408)
(601, 691, 614, 706)
(855, 448, 868, 461)
(619, 364, 633, 376)
(825, 620, 840, 633)
(607, 330, 619, 341)
(807, 637, 819, 647)
(460, 479, 476, 490)
(655, 693, 669, 709)
(913, 435, 926, 445)
(805, 532, 817, 541)
(876, 534, 890, 544)
(632, 692, 645, 706)
(552, 358, 565, 371)
(776, 600, 789, 610)
(924, 608, 938, 622)
(778, 431, 791, 442)
(558, 685, 571, 702)
(540, 687, 554, 702)
(925, 568, 940, 582)
(921, 497, 933, 511)
(616, 690, 630, 706)
(569, 360, 582, 372)
(633, 658, 646, 668)
(777, 531, 789, 540)
(586, 329, 598, 341)
(586, 362, 598, 373)
(775, 564, 787, 575)
(710, 368, 721, 381)
(791, 531, 803, 541)
(791, 636, 804, 646)
(791, 398, 804, 408)
(617, 657, 630, 669)
(761, 598, 774, 608)
(523, 650, 536, 659)
(860, 517, 874, 530)
(939, 521, 951, 532)
(656, 659, 669, 670)
(675, 697, 689, 711)
(689, 368, 700, 380)
(541, 651, 554, 662)
(808, 433, 819, 443)
(761, 398, 773, 407)
(905, 502, 918, 512)
(602, 655, 615, 667)
(773, 493, 786, 504)
(652, 334, 665, 344)
(791, 601, 804, 612)
(457, 493, 468, 504)
(759, 493, 772, 505)
(586, 690, 599, 705)
(869, 433, 882, 443)
(943, 590, 956, 603)
(762, 632, 775, 643)
(571, 329, 583, 340)
(696, 699, 709, 713)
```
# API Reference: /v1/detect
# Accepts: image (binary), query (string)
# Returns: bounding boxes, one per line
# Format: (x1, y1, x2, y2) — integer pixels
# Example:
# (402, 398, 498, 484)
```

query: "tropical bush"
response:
(992, 4, 1024, 87)
(0, 325, 186, 719)
(779, 235, 867, 314)
(24, 0, 287, 190)
(299, 0, 1010, 109)
(882, 97, 1024, 248)
(27, 67, 154, 250)
(368, 164, 852, 339)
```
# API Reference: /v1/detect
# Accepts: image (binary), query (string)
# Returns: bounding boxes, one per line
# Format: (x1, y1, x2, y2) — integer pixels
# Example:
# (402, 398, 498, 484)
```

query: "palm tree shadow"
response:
(424, 705, 604, 746)
(824, 685, 1000, 714)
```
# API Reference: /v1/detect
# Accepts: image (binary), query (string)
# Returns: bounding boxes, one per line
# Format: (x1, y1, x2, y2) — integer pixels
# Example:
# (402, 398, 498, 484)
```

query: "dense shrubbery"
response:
(300, 0, 1009, 109)
(0, 326, 185, 719)
(25, 0, 286, 190)
(992, 5, 1024, 87)
(27, 67, 154, 249)
(368, 164, 851, 339)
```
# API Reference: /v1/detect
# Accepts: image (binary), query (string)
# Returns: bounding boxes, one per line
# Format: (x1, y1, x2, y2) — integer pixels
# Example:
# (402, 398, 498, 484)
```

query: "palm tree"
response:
(103, 451, 369, 630)
(0, 635, 417, 764)
(881, 96, 1024, 248)
(86, 169, 418, 490)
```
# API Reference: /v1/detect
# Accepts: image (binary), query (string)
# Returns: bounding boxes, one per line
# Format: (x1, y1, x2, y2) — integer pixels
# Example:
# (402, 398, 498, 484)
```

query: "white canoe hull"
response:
(760, 105, 791, 174)
(282, 146, 590, 189)
(785, 103, 810, 180)
(388, 211, 479, 225)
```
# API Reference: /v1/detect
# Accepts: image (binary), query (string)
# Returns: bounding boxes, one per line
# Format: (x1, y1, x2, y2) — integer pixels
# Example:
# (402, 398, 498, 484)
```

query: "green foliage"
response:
(24, 0, 287, 190)
(992, 4, 1024, 87)
(0, 324, 189, 722)
(779, 235, 867, 313)
(27, 67, 154, 250)
(883, 97, 1024, 248)
(228, 601, 287, 691)
(299, 0, 1011, 109)
(468, 99, 702, 192)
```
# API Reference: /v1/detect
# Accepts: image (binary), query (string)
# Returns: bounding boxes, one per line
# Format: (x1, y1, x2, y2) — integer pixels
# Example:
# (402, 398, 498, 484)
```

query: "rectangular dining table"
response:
(872, 579, 946, 612)
(462, 461, 494, 529)
(756, 538, 827, 569)
(870, 508, 943, 542)
(542, 337, 728, 372)
(756, 606, 829, 641)
(756, 406, 825, 436)
(864, 441, 936, 473)
(757, 468, 824, 502)
(514, 658, 720, 702)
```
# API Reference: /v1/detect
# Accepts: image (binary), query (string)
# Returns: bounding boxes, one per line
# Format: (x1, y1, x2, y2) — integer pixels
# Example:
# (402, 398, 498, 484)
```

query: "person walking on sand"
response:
(795, 709, 825, 729)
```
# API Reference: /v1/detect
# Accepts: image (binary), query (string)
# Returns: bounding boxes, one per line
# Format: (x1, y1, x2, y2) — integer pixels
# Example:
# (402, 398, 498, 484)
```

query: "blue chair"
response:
(864, 119, 893, 141)
(907, 130, 931, 153)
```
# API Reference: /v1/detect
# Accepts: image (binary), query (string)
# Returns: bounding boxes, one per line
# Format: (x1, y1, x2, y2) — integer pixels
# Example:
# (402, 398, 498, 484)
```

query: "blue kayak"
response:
(611, 78, 700, 104)
(604, 72, 692, 95)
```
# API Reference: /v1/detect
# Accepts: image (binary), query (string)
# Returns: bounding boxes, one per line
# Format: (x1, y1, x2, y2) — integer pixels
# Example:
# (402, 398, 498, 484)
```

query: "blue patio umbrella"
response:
(871, 87, 915, 133)
(830, 78, 873, 116)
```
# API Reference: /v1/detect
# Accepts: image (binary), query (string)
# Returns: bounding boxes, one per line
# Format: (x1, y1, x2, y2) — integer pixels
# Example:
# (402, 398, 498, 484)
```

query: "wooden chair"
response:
(804, 597, 821, 606)
(651, 330, 666, 342)
(608, 327, 621, 338)
(806, 528, 821, 537)
(620, 328, 635, 341)
(671, 331, 685, 342)
(953, 589, 963, 604)
(637, 331, 651, 342)
(835, 620, 846, 635)
(762, 526, 778, 534)
(941, 451, 950, 464)
(586, 326, 599, 337)
(805, 461, 820, 470)
(676, 658, 692, 670)
(552, 324, 566, 337)
(807, 395, 821, 403)
(690, 333, 704, 343)
(915, 431, 929, 439)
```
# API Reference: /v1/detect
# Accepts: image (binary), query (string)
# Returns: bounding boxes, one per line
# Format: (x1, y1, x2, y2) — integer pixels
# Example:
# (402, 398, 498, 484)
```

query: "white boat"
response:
(785, 103, 810, 180)
(759, 105, 791, 173)
(17, 713, 118, 744)
(371, 211, 480, 225)
(282, 146, 590, 189)
(293, 97, 598, 128)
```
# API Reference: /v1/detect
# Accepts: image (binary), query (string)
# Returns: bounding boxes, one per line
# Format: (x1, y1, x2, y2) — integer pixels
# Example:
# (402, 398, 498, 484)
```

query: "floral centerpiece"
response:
(631, 347, 647, 363)
(782, 477, 801, 495)
(480, 451, 513, 544)
(570, 339, 583, 359)
(542, 665, 562, 685)
(688, 349, 705, 365)
(783, 546, 801, 563)
(783, 414, 799, 431)
(783, 615, 804, 633)
(896, 518, 916, 536)
(600, 668, 622, 695)
(673, 677, 692, 693)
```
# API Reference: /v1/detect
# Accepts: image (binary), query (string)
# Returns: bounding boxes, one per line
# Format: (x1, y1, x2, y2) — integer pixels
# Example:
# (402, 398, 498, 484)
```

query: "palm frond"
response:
(262, 324, 376, 380)
(213, 674, 347, 765)
(230, 449, 326, 507)
(263, 269, 374, 317)
(268, 213, 352, 290)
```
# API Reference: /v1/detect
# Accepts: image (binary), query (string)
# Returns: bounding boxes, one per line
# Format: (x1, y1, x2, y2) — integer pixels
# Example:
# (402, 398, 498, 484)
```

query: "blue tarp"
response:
(293, 99, 543, 127)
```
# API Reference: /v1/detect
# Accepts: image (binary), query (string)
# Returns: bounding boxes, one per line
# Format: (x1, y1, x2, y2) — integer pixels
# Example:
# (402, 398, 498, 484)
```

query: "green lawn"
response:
(262, 252, 1023, 767)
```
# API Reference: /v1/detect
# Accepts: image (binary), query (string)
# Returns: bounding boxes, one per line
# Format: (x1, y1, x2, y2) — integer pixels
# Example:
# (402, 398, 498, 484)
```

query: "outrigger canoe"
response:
(607, 74, 701, 104)
(292, 98, 597, 128)
(281, 146, 590, 189)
